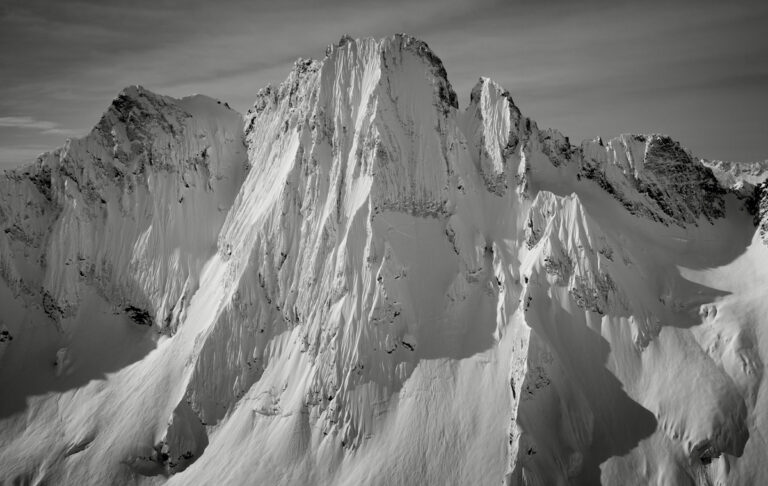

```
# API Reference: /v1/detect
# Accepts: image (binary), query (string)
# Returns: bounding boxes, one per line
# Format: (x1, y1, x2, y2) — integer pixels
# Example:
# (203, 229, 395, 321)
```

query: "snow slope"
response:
(0, 34, 767, 485)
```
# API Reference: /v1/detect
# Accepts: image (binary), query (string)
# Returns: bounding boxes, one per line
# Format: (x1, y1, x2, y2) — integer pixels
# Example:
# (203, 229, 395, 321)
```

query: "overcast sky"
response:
(1, 0, 767, 168)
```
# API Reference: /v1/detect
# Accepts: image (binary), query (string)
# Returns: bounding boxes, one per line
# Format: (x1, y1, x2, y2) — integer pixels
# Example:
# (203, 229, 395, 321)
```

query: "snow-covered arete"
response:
(0, 34, 767, 485)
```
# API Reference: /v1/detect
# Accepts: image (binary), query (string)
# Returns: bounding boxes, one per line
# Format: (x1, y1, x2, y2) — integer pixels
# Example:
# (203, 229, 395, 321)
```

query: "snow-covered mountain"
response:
(1, 34, 767, 485)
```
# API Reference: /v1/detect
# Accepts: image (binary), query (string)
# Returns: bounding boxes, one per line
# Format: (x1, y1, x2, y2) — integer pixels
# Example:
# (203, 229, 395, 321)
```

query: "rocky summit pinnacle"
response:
(1, 34, 767, 486)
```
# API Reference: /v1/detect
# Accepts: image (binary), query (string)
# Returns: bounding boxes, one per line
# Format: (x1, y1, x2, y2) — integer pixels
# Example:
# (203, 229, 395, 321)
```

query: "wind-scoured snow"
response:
(0, 34, 766, 486)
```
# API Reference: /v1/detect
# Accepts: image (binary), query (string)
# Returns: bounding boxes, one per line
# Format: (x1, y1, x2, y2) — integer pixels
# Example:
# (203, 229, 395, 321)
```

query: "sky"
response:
(1, 0, 767, 168)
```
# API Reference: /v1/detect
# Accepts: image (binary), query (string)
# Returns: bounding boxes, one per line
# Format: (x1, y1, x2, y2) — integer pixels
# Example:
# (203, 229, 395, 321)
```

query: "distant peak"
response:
(613, 133, 696, 163)
(319, 34, 457, 110)
(382, 33, 458, 110)
(290, 57, 321, 80)
(384, 33, 449, 72)
(468, 77, 523, 124)
(324, 33, 444, 66)
(337, 33, 355, 47)
(470, 77, 514, 105)
(117, 84, 146, 99)
(115, 84, 170, 104)
(388, 32, 430, 52)
(108, 85, 177, 116)
(93, 85, 191, 145)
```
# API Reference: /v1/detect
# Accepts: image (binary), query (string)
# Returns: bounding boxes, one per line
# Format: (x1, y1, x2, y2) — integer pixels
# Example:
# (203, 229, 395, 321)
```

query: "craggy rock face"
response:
(579, 134, 726, 226)
(641, 135, 726, 223)
(754, 180, 768, 245)
(0, 34, 766, 486)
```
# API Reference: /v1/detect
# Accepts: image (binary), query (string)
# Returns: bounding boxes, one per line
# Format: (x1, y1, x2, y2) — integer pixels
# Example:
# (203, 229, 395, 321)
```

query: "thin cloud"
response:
(0, 116, 84, 138)
(0, 116, 58, 130)
(41, 127, 85, 136)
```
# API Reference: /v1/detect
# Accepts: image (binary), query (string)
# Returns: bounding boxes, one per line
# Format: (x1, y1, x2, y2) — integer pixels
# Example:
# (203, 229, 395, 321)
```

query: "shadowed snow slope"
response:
(0, 34, 767, 486)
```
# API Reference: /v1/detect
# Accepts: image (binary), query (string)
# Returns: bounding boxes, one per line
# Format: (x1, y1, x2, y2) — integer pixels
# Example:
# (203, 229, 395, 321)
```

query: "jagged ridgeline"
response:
(1, 34, 768, 486)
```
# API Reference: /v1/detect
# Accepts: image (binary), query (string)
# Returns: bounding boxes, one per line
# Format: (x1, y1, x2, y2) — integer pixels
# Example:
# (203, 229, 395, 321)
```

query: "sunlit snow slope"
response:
(1, 34, 767, 486)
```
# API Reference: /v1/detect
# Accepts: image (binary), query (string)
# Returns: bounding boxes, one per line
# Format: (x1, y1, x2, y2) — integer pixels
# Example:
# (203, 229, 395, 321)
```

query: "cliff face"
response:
(1, 34, 767, 486)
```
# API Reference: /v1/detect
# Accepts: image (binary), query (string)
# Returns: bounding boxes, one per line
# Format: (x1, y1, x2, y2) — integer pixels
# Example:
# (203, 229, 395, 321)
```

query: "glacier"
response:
(1, 34, 768, 485)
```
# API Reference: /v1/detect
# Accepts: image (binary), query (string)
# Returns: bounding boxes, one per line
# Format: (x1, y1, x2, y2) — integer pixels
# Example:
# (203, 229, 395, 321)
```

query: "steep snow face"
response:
(183, 33, 497, 451)
(0, 86, 248, 481)
(1, 34, 768, 486)
(460, 77, 524, 195)
(0, 86, 247, 329)
(514, 189, 759, 485)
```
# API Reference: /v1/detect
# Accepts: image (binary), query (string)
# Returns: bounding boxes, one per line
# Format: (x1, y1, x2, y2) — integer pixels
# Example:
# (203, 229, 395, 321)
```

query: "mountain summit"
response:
(1, 34, 767, 485)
